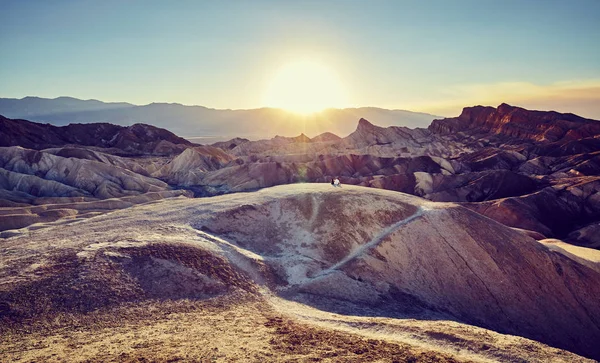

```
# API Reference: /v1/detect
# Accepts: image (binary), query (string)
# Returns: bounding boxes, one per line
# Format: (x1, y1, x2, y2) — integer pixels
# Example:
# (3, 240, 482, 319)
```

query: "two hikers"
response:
(330, 177, 341, 187)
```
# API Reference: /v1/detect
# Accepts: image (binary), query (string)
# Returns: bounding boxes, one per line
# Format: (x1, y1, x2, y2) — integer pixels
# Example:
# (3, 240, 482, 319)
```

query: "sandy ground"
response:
(1, 291, 590, 363)
(267, 295, 586, 363)
(1, 294, 467, 363)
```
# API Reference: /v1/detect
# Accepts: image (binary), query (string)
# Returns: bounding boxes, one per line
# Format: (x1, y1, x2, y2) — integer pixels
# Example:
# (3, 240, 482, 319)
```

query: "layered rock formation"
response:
(0, 146, 169, 199)
(0, 116, 198, 232)
(426, 104, 600, 245)
(211, 137, 250, 151)
(429, 103, 600, 143)
(1, 104, 599, 248)
(152, 146, 235, 186)
(0, 145, 191, 232)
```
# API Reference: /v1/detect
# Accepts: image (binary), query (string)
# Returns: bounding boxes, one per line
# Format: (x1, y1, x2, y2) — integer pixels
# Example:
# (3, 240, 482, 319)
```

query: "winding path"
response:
(313, 206, 426, 279)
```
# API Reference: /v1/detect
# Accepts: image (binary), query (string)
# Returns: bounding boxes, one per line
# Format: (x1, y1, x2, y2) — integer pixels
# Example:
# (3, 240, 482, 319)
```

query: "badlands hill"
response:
(1, 184, 599, 361)
(1, 103, 600, 250)
(0, 114, 193, 155)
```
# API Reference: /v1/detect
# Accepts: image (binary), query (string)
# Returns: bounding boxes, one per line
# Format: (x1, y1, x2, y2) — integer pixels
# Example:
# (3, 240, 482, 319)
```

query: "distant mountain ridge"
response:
(0, 114, 192, 155)
(0, 96, 133, 117)
(429, 103, 600, 142)
(0, 96, 440, 140)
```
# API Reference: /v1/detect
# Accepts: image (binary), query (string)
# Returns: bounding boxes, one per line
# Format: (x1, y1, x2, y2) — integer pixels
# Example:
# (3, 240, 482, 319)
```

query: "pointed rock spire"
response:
(357, 118, 376, 131)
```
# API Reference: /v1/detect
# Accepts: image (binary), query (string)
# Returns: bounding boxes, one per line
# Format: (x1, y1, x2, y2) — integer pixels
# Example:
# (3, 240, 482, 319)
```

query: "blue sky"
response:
(1, 0, 599, 117)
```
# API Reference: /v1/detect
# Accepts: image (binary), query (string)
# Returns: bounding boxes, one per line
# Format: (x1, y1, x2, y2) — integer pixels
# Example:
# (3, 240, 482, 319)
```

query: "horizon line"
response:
(1, 95, 446, 116)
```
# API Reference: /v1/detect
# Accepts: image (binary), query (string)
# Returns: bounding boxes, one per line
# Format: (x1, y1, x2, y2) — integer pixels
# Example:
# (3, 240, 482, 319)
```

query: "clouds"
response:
(416, 80, 600, 119)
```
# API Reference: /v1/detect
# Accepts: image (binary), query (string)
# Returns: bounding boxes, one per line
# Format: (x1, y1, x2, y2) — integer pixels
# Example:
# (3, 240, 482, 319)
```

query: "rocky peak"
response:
(456, 105, 496, 123)
(311, 132, 341, 143)
(292, 133, 311, 143)
(357, 118, 376, 131)
(497, 103, 518, 115)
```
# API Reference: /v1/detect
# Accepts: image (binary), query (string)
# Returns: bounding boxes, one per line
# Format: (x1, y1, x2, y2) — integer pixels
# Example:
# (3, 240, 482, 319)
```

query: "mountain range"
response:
(0, 96, 439, 141)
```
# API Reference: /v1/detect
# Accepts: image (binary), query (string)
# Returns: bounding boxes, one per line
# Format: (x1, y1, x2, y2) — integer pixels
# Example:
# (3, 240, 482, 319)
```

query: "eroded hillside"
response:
(1, 184, 599, 361)
(2, 104, 599, 249)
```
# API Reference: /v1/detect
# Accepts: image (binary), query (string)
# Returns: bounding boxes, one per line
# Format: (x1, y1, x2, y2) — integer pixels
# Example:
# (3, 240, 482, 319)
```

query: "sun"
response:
(263, 60, 347, 114)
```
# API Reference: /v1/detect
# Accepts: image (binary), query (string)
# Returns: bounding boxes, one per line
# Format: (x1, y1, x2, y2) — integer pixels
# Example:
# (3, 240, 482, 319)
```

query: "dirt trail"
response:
(315, 206, 426, 278)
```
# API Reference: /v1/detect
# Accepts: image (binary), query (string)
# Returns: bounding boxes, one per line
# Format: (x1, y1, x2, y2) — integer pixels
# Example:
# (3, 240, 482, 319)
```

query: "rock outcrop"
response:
(426, 104, 600, 246)
(0, 147, 169, 199)
(464, 177, 600, 239)
(429, 103, 600, 143)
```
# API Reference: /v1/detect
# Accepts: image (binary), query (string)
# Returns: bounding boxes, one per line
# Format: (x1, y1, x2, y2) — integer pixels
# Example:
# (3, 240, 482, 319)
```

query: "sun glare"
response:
(263, 60, 347, 114)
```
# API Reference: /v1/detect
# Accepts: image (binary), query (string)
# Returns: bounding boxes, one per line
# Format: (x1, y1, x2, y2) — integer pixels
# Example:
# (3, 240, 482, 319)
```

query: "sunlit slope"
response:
(1, 184, 599, 360)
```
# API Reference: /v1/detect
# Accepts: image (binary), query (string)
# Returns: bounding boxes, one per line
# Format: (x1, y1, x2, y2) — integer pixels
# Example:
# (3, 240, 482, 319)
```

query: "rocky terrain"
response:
(1, 103, 599, 360)
(427, 104, 600, 248)
(1, 184, 599, 362)
(1, 103, 600, 246)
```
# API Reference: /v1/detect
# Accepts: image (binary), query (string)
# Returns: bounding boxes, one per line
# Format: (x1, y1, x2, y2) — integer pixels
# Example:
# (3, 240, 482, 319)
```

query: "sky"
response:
(1, 0, 599, 118)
